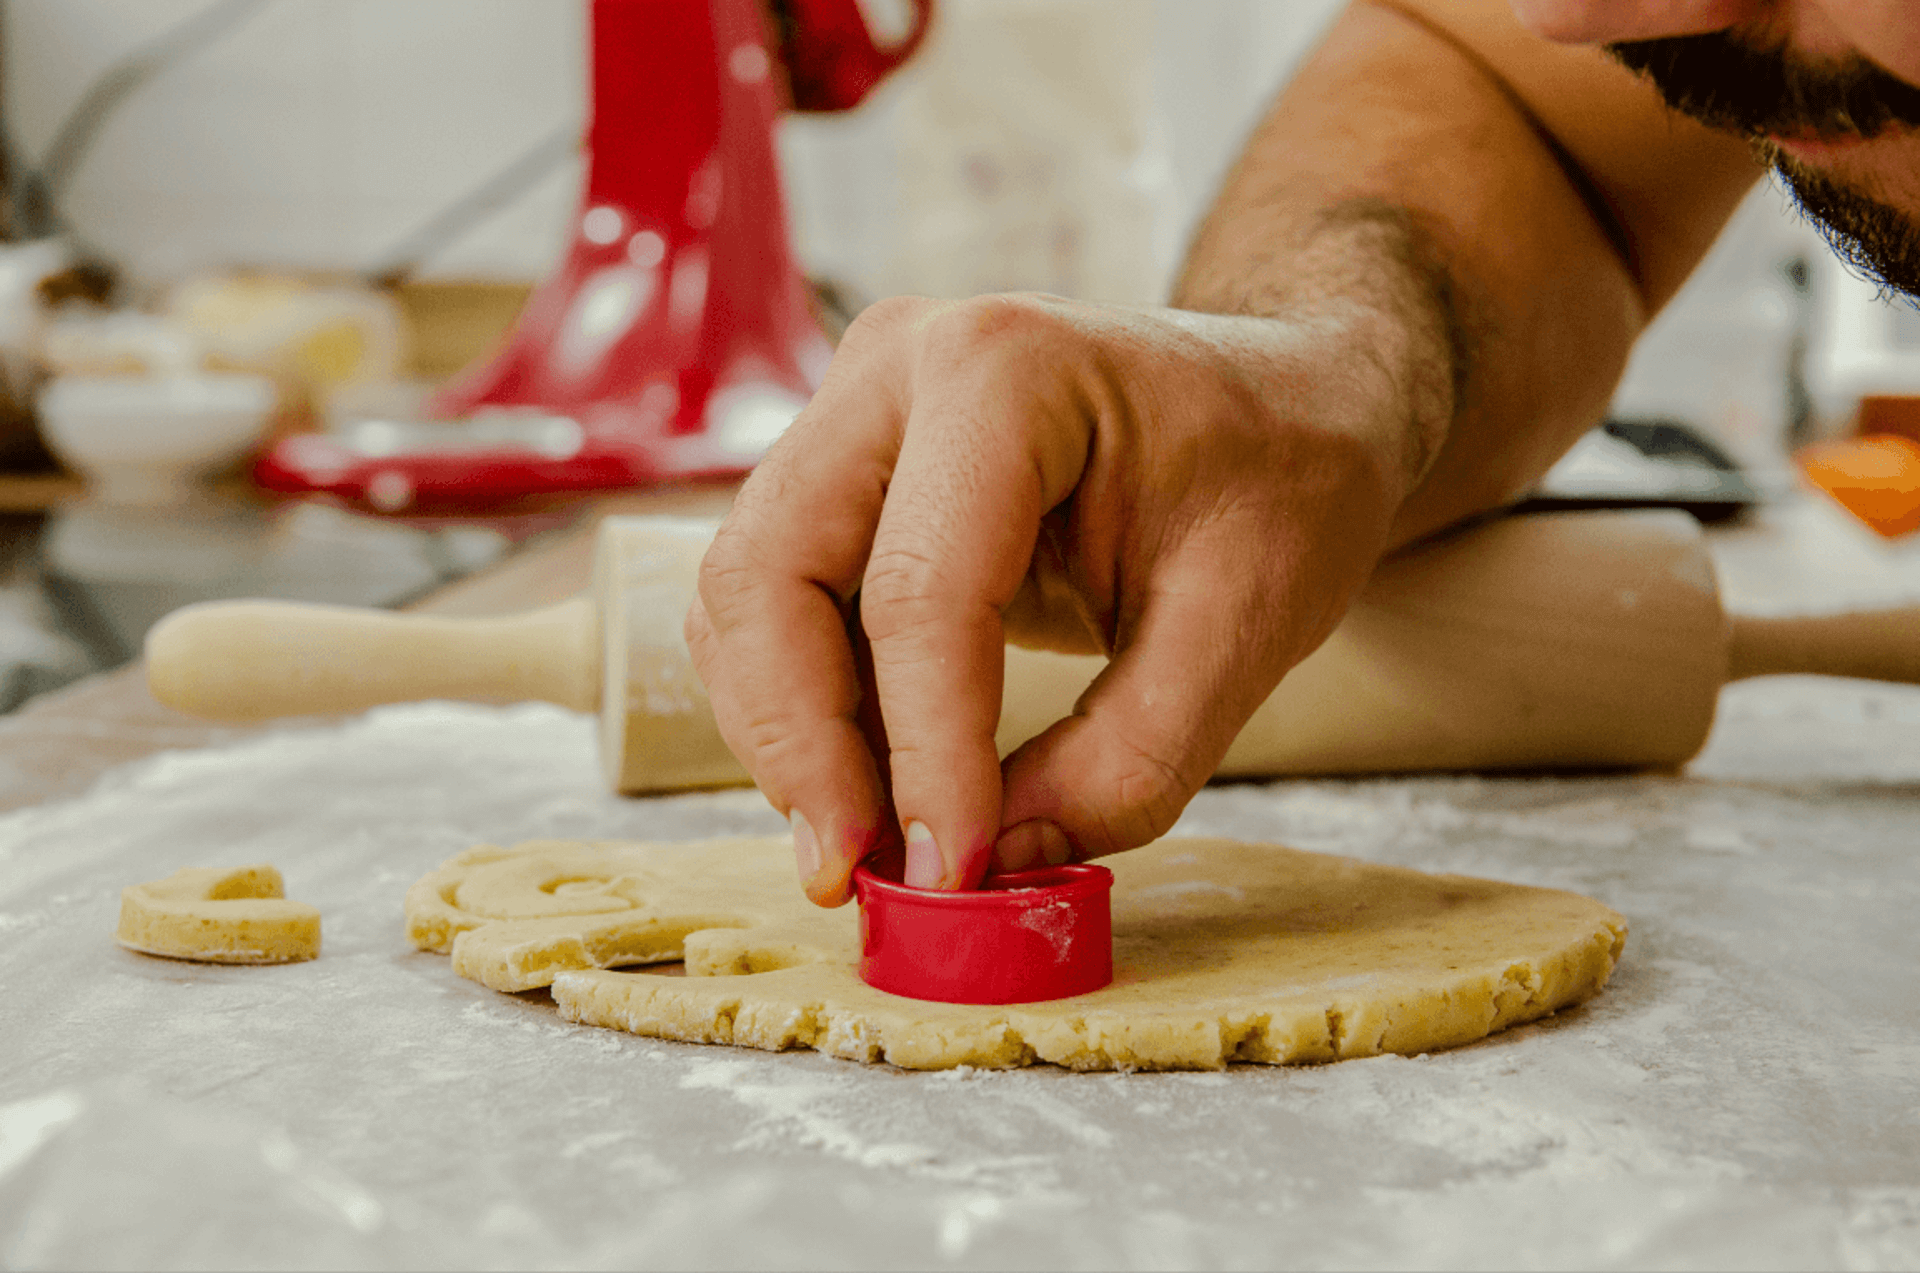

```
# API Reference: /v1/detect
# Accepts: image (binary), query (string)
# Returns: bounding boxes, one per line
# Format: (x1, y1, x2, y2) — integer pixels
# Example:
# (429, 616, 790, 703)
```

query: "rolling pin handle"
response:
(1726, 608, 1920, 685)
(145, 596, 602, 722)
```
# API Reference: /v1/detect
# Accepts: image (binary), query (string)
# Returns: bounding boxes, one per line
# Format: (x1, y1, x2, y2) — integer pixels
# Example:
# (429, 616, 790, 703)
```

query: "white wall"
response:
(4, 0, 1824, 457)
(4, 0, 585, 284)
(2, 0, 1339, 297)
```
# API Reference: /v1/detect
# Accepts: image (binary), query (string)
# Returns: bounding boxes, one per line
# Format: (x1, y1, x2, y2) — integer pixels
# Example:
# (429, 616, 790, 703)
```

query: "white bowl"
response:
(38, 374, 277, 506)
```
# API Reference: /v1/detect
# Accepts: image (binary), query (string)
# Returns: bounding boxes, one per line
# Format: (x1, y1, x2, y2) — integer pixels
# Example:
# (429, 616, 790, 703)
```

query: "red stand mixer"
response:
(256, 0, 931, 513)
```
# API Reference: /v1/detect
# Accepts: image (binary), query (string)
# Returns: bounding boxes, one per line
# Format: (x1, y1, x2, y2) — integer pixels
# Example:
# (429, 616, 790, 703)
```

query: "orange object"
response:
(1798, 433, 1920, 537)
(1854, 395, 1920, 445)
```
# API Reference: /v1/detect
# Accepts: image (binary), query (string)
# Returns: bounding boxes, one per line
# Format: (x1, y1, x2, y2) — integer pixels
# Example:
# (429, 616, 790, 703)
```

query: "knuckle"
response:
(719, 455, 793, 527)
(858, 544, 955, 645)
(739, 710, 801, 764)
(694, 555, 756, 631)
(840, 294, 931, 353)
(695, 519, 774, 628)
(1098, 732, 1198, 849)
(916, 293, 1058, 368)
(862, 541, 941, 595)
(711, 707, 811, 805)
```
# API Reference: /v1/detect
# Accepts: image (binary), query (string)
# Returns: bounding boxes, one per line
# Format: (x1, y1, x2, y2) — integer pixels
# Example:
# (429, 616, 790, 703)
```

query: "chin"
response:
(1770, 148, 1920, 301)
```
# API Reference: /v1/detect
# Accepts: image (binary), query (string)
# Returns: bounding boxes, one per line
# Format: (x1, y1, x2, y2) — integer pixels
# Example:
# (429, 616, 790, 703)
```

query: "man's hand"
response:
(689, 0, 1762, 907)
(687, 292, 1428, 904)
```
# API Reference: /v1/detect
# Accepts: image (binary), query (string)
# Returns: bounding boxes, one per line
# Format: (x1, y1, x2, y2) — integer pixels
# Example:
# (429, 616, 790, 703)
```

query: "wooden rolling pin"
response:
(144, 509, 1920, 794)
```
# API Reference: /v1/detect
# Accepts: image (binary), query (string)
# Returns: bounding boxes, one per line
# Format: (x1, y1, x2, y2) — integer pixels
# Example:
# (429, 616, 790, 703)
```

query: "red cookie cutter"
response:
(853, 860, 1114, 1004)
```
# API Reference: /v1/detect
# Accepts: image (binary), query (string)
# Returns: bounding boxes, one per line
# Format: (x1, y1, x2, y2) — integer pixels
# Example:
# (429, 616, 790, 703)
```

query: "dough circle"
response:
(116, 864, 321, 964)
(406, 836, 1626, 1071)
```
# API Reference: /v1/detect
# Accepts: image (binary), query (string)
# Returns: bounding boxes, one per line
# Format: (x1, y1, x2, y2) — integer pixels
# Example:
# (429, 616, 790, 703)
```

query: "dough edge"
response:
(116, 864, 321, 965)
(548, 915, 1626, 1071)
(406, 835, 1629, 1071)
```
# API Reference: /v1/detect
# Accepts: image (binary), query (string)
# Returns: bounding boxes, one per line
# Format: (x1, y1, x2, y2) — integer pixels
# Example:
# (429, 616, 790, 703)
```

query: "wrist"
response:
(1174, 198, 1470, 513)
(1164, 298, 1452, 525)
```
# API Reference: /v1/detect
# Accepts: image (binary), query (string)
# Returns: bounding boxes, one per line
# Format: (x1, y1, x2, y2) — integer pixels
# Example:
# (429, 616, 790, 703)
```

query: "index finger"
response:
(693, 316, 913, 904)
(857, 298, 1095, 889)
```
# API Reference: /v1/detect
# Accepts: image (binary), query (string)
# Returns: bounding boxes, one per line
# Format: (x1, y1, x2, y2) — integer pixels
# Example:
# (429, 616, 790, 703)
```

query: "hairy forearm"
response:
(1178, 196, 1469, 507)
(1174, 0, 1760, 545)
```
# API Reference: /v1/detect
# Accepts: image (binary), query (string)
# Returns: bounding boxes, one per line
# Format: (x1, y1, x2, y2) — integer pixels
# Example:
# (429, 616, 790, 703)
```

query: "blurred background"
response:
(0, 0, 1908, 714)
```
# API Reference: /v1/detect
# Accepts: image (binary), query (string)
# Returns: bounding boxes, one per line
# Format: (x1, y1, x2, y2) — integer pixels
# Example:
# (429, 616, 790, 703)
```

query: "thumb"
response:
(991, 554, 1320, 868)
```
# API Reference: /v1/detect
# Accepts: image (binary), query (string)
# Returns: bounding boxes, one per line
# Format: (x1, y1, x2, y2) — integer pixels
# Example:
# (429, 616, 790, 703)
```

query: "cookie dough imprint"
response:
(403, 838, 817, 993)
(116, 864, 321, 964)
(405, 836, 1628, 1071)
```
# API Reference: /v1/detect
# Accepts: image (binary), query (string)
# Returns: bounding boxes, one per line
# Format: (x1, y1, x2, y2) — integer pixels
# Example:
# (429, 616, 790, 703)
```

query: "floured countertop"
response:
(3, 493, 1920, 1270)
(0, 684, 1916, 1270)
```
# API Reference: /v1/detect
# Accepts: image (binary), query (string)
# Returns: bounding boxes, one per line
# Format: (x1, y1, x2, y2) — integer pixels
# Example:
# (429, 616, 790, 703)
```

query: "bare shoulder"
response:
(1366, 0, 1764, 308)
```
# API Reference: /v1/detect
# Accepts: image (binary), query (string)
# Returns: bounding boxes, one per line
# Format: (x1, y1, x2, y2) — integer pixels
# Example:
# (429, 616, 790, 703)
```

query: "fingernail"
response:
(995, 819, 1072, 871)
(904, 820, 944, 888)
(791, 809, 822, 887)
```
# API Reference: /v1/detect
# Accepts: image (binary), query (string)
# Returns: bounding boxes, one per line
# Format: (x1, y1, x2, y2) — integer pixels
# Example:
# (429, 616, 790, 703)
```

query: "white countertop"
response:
(2, 498, 1918, 1270)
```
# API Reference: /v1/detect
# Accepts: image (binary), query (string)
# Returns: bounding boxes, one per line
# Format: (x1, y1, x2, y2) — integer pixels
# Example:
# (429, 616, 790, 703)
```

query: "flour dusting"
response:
(1132, 879, 1245, 903)
(1, 697, 1916, 1267)
(1011, 898, 1076, 962)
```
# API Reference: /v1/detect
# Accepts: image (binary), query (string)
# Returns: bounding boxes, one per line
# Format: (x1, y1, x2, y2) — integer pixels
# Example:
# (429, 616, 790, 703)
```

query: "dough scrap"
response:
(116, 864, 321, 964)
(405, 836, 1627, 1071)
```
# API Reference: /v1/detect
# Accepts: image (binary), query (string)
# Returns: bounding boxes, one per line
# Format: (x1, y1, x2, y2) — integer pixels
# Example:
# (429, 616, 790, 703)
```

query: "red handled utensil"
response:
(853, 861, 1114, 1004)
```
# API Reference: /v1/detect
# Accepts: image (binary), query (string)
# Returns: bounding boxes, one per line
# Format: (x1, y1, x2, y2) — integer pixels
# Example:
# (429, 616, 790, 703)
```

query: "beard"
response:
(1770, 148, 1920, 300)
(1607, 32, 1920, 299)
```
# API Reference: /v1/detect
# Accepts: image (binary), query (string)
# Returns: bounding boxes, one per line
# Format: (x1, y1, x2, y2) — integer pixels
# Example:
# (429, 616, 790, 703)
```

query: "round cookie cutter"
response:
(853, 860, 1114, 1004)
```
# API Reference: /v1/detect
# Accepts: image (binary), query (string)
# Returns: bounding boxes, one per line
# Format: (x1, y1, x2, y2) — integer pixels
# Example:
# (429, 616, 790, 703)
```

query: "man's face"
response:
(1510, 1, 1920, 298)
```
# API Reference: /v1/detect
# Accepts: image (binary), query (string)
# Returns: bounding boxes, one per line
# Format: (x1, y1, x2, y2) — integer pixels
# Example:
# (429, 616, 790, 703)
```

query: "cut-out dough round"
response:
(116, 864, 321, 964)
(405, 836, 1626, 1071)
(405, 839, 773, 991)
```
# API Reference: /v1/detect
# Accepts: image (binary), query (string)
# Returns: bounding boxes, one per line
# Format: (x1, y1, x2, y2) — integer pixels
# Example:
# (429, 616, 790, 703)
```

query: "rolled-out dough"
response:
(405, 836, 1626, 1071)
(116, 864, 321, 964)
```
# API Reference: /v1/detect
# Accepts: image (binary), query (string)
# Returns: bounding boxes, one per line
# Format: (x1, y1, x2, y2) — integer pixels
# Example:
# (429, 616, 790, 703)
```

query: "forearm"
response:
(1174, 0, 1762, 545)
